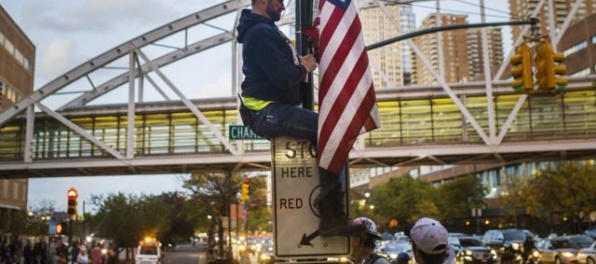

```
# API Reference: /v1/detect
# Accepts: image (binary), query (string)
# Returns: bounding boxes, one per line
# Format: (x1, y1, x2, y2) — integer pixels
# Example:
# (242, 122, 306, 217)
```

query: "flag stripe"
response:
(317, 0, 381, 174)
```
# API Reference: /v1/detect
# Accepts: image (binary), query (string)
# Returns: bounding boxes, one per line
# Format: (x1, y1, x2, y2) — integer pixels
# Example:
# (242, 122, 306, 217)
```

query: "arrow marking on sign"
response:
(299, 230, 319, 247)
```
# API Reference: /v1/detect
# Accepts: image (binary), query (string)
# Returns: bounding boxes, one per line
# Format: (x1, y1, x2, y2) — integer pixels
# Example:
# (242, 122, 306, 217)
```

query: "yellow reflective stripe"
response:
(242, 96, 273, 111)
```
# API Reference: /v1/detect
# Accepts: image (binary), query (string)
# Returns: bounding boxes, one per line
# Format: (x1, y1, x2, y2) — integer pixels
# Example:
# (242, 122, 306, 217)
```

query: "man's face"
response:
(266, 0, 285, 22)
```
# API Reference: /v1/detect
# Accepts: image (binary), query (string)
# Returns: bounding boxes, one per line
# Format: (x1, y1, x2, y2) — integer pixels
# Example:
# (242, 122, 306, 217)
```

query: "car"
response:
(577, 242, 596, 264)
(585, 228, 596, 240)
(450, 236, 497, 264)
(535, 235, 594, 264)
(135, 238, 163, 264)
(482, 229, 527, 256)
(379, 240, 412, 262)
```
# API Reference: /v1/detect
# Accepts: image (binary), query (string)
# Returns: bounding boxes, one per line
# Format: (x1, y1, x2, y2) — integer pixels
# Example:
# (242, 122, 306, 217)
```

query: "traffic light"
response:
(241, 178, 250, 203)
(67, 187, 78, 219)
(535, 38, 567, 92)
(56, 222, 64, 234)
(510, 41, 533, 92)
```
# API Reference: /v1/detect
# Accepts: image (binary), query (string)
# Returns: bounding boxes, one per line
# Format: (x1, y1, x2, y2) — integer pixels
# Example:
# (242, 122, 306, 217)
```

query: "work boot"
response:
(315, 168, 366, 237)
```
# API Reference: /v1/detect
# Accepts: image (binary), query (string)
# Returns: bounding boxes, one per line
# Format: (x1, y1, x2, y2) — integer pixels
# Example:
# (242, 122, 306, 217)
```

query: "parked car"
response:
(535, 235, 594, 264)
(577, 242, 596, 264)
(450, 236, 497, 264)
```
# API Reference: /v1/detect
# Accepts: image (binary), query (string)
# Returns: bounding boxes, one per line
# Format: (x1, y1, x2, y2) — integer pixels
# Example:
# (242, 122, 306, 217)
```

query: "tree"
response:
(435, 175, 487, 220)
(184, 171, 240, 258)
(500, 169, 534, 228)
(369, 175, 438, 229)
(89, 193, 170, 260)
(157, 192, 194, 245)
(245, 175, 272, 233)
(528, 162, 596, 233)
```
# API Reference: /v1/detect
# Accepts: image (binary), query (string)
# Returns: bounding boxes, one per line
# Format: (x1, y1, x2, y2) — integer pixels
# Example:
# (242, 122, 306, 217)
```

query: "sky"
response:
(0, 0, 510, 212)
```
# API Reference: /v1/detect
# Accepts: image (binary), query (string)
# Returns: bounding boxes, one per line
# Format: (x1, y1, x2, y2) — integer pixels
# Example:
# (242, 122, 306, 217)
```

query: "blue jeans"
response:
(248, 103, 318, 142)
(248, 102, 346, 189)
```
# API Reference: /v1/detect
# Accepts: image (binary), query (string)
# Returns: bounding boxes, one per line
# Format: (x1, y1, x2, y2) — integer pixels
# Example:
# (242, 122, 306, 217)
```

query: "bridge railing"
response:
(1, 84, 596, 162)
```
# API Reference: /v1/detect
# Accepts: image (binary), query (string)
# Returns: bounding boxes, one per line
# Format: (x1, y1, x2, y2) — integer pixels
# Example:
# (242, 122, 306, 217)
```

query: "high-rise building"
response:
(410, 13, 504, 85)
(400, 4, 416, 85)
(509, 0, 596, 42)
(0, 5, 35, 230)
(411, 13, 469, 85)
(360, 4, 404, 88)
(557, 12, 596, 76)
(467, 27, 504, 81)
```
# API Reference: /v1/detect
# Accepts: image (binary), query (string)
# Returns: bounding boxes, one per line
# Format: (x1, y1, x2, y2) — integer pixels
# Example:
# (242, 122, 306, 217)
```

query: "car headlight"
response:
(260, 254, 271, 260)
(561, 251, 574, 257)
(389, 254, 397, 259)
(465, 250, 474, 256)
(511, 243, 520, 250)
(532, 251, 540, 258)
(491, 249, 497, 257)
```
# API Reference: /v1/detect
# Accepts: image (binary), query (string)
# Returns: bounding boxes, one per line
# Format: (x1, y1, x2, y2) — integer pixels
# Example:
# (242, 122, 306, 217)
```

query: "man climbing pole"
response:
(235, 0, 379, 237)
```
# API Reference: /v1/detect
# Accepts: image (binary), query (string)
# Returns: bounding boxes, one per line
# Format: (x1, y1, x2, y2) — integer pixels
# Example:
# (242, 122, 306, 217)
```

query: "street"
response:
(162, 244, 206, 264)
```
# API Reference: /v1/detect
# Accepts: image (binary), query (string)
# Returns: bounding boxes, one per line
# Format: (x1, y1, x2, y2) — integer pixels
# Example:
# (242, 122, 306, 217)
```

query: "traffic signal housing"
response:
(535, 39, 567, 92)
(510, 41, 533, 92)
(67, 188, 78, 219)
(241, 178, 250, 203)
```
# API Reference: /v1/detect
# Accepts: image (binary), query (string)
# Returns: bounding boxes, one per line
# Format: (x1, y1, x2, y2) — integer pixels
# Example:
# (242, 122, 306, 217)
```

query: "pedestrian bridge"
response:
(1, 77, 595, 178)
(1, 0, 595, 178)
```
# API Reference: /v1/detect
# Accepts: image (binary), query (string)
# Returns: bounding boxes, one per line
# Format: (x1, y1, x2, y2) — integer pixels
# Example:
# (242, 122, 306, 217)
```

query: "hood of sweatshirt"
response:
(236, 9, 274, 43)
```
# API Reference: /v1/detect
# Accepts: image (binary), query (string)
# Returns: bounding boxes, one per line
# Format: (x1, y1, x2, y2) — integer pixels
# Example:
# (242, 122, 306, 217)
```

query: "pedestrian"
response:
(53, 241, 67, 264)
(500, 251, 515, 264)
(106, 247, 118, 264)
(77, 245, 89, 264)
(393, 252, 411, 264)
(405, 217, 455, 264)
(350, 217, 391, 264)
(23, 240, 33, 264)
(235, 0, 364, 237)
(91, 244, 102, 264)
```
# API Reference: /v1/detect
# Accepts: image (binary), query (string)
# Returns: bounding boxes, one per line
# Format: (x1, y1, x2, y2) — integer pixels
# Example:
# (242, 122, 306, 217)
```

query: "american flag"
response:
(317, 0, 381, 174)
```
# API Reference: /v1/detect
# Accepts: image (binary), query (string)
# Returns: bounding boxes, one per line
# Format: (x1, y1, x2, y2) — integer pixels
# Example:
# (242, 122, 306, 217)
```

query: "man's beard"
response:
(266, 2, 281, 21)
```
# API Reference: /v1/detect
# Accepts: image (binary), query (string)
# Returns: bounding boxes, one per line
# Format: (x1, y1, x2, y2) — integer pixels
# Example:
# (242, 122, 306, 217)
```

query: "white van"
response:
(135, 238, 163, 264)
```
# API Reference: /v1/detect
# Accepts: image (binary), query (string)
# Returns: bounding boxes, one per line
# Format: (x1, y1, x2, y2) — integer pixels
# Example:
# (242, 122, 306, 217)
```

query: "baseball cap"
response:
(405, 217, 449, 255)
(353, 217, 382, 239)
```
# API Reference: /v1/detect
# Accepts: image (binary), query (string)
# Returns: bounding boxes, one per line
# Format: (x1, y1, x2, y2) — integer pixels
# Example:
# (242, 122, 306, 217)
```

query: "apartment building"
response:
(0, 4, 35, 233)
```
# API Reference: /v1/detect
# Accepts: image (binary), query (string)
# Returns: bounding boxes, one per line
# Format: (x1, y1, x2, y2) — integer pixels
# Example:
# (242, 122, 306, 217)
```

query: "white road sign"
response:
(272, 136, 351, 258)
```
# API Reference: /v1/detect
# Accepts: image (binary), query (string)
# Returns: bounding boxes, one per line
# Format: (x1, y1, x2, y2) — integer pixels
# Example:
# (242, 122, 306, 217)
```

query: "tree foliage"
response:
(369, 175, 437, 227)
(435, 175, 487, 220)
(245, 175, 272, 233)
(184, 171, 240, 257)
(528, 162, 596, 232)
(89, 193, 170, 252)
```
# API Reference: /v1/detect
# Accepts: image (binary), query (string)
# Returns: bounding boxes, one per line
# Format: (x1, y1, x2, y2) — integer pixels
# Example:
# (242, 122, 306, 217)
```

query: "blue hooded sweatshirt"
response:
(236, 9, 307, 105)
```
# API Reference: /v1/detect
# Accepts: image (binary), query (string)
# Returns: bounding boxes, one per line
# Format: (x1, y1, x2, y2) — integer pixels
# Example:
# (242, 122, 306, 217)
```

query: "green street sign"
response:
(228, 125, 264, 140)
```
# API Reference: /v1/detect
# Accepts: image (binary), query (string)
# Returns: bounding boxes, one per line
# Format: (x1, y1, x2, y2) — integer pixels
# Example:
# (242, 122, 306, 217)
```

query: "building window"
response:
(563, 41, 587, 56)
(13, 182, 19, 200)
(3, 38, 14, 56)
(592, 35, 596, 44)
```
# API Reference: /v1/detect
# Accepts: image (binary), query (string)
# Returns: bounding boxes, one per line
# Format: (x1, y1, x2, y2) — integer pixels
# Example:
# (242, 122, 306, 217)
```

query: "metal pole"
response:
(227, 170, 232, 259)
(68, 218, 73, 262)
